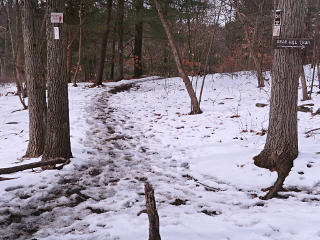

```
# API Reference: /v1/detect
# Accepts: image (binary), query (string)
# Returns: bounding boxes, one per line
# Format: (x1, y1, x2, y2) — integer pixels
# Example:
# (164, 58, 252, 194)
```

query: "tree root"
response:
(254, 148, 296, 200)
(262, 175, 286, 200)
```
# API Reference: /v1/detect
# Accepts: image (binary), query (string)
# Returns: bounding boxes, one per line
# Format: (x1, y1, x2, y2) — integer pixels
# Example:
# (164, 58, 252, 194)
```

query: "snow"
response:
(0, 69, 320, 240)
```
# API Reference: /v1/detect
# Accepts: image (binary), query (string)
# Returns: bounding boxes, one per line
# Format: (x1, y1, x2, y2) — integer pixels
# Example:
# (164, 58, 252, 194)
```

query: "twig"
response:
(305, 128, 320, 134)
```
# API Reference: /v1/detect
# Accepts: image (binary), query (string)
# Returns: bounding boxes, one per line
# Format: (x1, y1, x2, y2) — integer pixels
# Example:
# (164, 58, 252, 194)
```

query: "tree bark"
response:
(134, 0, 143, 78)
(253, 0, 305, 199)
(43, 0, 72, 160)
(22, 0, 47, 158)
(95, 0, 113, 85)
(116, 0, 124, 81)
(153, 0, 201, 114)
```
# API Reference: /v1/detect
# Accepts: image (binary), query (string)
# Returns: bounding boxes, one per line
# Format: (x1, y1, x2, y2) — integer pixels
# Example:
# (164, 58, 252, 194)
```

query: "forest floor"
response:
(0, 69, 320, 240)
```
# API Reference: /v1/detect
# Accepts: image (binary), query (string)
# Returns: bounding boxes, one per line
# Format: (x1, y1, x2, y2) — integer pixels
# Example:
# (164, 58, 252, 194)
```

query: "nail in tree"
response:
(43, 0, 72, 160)
(253, 0, 305, 199)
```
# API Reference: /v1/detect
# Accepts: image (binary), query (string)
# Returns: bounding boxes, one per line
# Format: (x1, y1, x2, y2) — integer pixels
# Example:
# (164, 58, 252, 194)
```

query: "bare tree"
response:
(116, 0, 124, 81)
(2, 0, 27, 108)
(72, 0, 83, 87)
(230, 0, 265, 88)
(153, 0, 201, 114)
(95, 0, 113, 85)
(134, 0, 143, 78)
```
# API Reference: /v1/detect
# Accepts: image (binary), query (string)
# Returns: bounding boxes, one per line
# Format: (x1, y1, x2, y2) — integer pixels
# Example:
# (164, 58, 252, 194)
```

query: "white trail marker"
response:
(54, 27, 59, 40)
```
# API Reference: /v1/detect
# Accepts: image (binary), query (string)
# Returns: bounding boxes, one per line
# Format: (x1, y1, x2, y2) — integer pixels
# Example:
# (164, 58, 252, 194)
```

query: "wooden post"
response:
(145, 182, 161, 240)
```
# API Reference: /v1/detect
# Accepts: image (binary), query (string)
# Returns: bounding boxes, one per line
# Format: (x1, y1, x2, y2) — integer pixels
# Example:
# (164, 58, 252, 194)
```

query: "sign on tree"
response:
(51, 13, 63, 23)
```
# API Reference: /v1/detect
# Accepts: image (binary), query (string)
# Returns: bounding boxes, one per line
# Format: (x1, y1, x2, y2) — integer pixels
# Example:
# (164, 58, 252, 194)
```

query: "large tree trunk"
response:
(22, 0, 47, 158)
(43, 0, 72, 160)
(134, 0, 143, 78)
(253, 0, 305, 199)
(116, 0, 124, 81)
(153, 0, 201, 114)
(95, 0, 113, 85)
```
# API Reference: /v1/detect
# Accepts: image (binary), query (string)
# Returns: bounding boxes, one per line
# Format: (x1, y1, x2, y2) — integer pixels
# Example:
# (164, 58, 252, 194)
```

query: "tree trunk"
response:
(2, 15, 10, 80)
(134, 0, 143, 78)
(43, 0, 72, 160)
(14, 0, 26, 97)
(22, 0, 47, 158)
(253, 0, 305, 199)
(6, 0, 23, 97)
(95, 0, 113, 85)
(153, 0, 201, 114)
(110, 22, 117, 80)
(116, 0, 124, 81)
(300, 64, 309, 101)
(72, 1, 83, 87)
(67, 26, 72, 83)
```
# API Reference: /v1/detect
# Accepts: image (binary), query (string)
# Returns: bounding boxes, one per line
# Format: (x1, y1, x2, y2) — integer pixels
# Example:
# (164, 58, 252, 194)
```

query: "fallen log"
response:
(0, 158, 68, 175)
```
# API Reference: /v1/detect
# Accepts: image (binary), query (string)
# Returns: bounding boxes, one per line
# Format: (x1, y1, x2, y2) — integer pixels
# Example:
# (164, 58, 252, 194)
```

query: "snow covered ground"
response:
(0, 68, 320, 240)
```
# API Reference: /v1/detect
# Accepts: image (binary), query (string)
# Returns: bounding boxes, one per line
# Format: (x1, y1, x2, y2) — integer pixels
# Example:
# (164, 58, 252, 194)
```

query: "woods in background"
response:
(0, 0, 317, 86)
